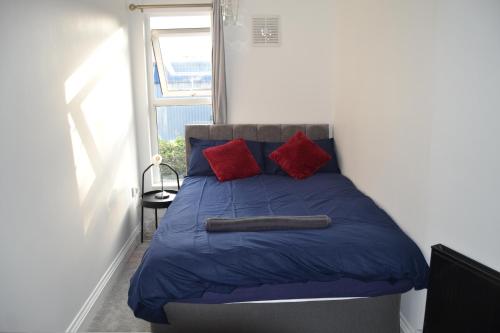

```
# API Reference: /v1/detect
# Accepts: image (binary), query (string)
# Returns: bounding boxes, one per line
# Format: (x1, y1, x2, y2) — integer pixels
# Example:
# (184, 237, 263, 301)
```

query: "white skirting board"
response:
(65, 225, 140, 333)
(400, 312, 421, 333)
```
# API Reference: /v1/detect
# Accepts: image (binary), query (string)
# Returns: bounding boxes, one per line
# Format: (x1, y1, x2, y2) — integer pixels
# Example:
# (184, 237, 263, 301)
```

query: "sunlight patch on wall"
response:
(81, 133, 135, 236)
(67, 113, 96, 205)
(106, 145, 135, 228)
(80, 56, 133, 158)
(64, 28, 126, 104)
(64, 26, 135, 236)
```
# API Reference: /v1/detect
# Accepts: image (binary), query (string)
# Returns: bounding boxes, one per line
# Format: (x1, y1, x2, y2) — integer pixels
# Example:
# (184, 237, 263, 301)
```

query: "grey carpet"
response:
(84, 209, 165, 332)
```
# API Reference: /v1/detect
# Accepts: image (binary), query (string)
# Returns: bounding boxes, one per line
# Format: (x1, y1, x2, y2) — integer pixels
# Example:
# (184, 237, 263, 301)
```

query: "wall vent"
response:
(252, 16, 280, 46)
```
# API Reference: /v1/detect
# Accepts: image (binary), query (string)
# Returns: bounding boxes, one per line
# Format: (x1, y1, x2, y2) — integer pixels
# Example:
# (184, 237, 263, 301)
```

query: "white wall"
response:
(0, 0, 140, 331)
(332, 0, 500, 330)
(332, 0, 435, 327)
(225, 0, 335, 124)
(428, 0, 500, 273)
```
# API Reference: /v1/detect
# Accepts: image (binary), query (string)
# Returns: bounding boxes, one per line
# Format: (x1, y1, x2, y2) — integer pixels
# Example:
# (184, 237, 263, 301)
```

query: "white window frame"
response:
(144, 12, 213, 187)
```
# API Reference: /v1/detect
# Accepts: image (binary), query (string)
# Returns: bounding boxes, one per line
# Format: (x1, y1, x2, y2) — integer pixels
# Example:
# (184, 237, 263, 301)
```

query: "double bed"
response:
(128, 124, 429, 333)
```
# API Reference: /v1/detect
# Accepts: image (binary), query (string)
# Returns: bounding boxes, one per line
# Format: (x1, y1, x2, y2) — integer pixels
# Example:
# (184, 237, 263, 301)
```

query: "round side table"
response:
(140, 162, 180, 243)
(141, 190, 177, 242)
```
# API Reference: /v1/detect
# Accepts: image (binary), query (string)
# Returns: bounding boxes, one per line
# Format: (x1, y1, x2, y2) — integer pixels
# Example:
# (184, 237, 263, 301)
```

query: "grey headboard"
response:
(185, 124, 330, 168)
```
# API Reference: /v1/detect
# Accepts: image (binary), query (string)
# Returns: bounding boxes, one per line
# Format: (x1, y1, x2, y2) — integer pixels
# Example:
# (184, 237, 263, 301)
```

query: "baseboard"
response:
(400, 312, 421, 333)
(66, 225, 140, 332)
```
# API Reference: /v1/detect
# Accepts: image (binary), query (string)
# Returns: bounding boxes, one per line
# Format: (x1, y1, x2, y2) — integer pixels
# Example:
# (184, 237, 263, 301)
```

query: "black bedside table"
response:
(141, 190, 177, 242)
(141, 162, 180, 242)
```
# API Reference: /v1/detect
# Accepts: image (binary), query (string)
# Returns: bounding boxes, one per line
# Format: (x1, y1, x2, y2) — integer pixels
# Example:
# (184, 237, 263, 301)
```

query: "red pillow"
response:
(269, 131, 331, 179)
(203, 139, 261, 182)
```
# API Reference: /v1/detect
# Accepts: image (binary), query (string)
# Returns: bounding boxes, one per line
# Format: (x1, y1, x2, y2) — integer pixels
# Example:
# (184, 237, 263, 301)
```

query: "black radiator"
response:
(423, 244, 500, 333)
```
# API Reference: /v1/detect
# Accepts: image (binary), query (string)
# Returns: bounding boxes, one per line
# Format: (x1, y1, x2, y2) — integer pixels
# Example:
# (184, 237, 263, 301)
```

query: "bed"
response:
(128, 124, 429, 333)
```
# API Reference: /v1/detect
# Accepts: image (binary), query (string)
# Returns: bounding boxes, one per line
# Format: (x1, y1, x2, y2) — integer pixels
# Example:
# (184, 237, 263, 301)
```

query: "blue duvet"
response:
(128, 174, 429, 323)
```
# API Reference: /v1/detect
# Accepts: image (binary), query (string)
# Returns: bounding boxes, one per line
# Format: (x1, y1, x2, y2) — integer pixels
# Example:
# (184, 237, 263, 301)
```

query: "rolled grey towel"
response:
(205, 215, 331, 232)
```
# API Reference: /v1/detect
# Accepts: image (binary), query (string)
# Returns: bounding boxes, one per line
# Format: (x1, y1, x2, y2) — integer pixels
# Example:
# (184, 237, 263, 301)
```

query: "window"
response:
(146, 12, 213, 184)
(152, 28, 212, 97)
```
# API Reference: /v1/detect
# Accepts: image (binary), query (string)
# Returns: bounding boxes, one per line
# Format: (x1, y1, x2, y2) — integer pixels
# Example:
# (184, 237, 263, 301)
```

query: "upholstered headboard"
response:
(185, 124, 330, 168)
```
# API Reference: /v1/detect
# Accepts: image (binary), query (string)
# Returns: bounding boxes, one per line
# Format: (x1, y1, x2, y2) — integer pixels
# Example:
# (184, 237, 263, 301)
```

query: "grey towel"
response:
(205, 215, 331, 232)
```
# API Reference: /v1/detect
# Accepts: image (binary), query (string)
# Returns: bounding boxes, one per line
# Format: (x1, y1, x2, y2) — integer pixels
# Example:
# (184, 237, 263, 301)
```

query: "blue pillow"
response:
(188, 138, 264, 176)
(263, 139, 341, 174)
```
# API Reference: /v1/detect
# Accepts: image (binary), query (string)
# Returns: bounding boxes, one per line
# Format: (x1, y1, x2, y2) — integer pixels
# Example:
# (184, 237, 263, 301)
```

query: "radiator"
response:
(423, 244, 500, 332)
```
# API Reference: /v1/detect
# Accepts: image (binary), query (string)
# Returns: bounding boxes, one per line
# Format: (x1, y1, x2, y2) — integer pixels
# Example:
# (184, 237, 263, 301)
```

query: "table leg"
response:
(141, 205, 144, 243)
(155, 208, 158, 229)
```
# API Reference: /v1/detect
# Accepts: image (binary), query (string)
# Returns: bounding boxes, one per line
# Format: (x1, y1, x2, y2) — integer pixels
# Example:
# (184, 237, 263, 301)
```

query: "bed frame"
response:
(150, 124, 402, 333)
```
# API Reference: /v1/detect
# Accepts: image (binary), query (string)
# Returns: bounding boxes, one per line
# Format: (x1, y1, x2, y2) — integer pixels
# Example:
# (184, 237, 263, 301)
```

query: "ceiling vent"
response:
(252, 16, 280, 46)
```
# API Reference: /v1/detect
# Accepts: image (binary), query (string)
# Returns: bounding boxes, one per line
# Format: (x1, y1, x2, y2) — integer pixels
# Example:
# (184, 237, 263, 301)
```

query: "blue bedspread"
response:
(128, 174, 429, 323)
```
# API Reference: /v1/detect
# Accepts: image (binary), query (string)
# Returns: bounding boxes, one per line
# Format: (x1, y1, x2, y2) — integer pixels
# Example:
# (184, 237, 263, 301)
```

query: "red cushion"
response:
(203, 139, 261, 182)
(269, 131, 332, 179)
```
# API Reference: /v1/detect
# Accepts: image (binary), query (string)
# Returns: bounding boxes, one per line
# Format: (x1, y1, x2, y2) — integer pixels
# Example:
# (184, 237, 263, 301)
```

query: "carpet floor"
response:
(84, 209, 165, 332)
